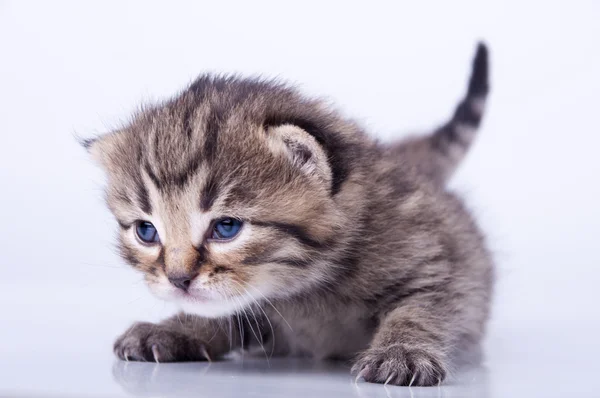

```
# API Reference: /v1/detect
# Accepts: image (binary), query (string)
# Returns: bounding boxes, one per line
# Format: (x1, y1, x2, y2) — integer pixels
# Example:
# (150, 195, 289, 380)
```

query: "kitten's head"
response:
(86, 76, 366, 317)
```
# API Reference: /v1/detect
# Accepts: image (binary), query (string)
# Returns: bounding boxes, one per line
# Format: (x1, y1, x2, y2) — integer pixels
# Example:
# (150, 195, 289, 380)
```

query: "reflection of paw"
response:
(352, 344, 447, 386)
(113, 322, 211, 363)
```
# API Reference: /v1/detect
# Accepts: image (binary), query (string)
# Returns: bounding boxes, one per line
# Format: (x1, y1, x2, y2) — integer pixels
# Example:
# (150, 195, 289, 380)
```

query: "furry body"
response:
(90, 44, 493, 385)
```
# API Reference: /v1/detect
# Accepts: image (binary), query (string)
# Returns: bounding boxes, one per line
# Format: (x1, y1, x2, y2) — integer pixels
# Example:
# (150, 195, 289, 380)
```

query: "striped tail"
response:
(394, 43, 489, 186)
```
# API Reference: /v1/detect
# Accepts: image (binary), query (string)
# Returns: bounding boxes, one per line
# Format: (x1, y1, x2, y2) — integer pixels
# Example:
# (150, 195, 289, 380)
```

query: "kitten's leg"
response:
(113, 313, 242, 362)
(352, 297, 463, 386)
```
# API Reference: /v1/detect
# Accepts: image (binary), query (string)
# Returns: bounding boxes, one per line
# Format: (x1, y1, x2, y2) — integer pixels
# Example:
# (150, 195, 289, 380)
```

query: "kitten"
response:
(85, 43, 493, 386)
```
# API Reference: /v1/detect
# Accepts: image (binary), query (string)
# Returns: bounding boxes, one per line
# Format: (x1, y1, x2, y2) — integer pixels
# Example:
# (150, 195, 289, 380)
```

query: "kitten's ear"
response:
(80, 131, 124, 169)
(266, 124, 332, 187)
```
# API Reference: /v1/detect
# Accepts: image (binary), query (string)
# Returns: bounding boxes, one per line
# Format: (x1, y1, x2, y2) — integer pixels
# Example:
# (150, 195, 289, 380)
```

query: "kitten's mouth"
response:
(174, 288, 213, 303)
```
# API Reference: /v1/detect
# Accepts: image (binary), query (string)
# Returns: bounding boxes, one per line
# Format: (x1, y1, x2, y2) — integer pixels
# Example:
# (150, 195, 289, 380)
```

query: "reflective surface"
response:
(1, 283, 599, 398)
(111, 358, 492, 398)
(3, 330, 599, 398)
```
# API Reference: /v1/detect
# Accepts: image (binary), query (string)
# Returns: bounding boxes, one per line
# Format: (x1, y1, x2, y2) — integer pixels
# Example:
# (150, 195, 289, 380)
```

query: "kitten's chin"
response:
(150, 288, 243, 318)
(177, 294, 254, 318)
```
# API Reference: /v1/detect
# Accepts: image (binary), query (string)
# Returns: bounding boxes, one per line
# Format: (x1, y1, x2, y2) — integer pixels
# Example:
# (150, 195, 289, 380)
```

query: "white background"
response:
(1, 1, 599, 397)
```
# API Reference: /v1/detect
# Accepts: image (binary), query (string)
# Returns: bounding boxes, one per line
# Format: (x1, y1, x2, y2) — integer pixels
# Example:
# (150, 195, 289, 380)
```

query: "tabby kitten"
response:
(86, 43, 493, 386)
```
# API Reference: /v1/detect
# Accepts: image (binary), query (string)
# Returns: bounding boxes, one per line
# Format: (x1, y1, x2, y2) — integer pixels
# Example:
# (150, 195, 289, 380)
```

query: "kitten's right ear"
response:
(80, 137, 97, 151)
(79, 132, 122, 169)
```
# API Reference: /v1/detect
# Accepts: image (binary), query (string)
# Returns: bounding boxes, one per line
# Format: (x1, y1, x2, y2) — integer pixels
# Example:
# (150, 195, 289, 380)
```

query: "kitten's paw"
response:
(352, 344, 447, 386)
(113, 322, 212, 363)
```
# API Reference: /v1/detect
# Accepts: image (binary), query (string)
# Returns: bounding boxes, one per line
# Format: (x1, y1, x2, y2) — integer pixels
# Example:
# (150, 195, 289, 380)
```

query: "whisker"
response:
(230, 285, 269, 365)
(230, 292, 244, 355)
(233, 281, 276, 359)
(218, 286, 236, 352)
(205, 318, 221, 344)
(228, 316, 233, 352)
(231, 282, 263, 340)
(244, 298, 264, 347)
(247, 285, 293, 332)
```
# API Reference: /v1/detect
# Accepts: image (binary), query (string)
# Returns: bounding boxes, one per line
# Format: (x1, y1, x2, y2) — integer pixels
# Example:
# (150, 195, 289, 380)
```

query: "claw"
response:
(354, 366, 369, 384)
(408, 373, 417, 387)
(200, 345, 212, 362)
(151, 345, 160, 363)
(384, 374, 394, 385)
(124, 351, 130, 362)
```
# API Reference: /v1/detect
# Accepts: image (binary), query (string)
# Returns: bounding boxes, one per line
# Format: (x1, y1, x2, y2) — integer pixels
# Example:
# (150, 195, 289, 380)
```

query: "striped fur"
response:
(392, 43, 489, 185)
(87, 43, 494, 386)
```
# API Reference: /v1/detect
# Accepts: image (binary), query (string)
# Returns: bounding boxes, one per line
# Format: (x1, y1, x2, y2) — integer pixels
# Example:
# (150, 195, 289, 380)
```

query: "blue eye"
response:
(211, 218, 243, 240)
(135, 221, 160, 244)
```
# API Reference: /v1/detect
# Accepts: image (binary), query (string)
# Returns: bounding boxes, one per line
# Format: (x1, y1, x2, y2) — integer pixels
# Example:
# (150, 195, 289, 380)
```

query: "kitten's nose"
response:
(168, 274, 194, 291)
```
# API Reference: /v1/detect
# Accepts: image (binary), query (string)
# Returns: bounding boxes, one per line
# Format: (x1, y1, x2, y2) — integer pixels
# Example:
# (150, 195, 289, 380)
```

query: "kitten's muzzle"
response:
(164, 246, 202, 292)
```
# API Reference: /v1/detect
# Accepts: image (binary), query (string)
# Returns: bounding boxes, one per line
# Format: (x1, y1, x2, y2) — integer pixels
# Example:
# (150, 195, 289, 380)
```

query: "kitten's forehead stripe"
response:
(202, 106, 224, 164)
(144, 160, 162, 190)
(136, 180, 152, 214)
(182, 106, 195, 140)
(152, 131, 162, 181)
(200, 174, 219, 211)
(172, 155, 202, 189)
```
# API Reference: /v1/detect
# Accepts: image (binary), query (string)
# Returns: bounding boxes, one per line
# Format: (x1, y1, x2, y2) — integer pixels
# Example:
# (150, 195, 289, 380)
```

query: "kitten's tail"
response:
(393, 43, 489, 185)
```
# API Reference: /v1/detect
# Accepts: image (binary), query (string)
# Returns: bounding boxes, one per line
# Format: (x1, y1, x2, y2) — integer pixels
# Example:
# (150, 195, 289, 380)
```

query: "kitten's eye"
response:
(135, 221, 160, 244)
(211, 218, 243, 241)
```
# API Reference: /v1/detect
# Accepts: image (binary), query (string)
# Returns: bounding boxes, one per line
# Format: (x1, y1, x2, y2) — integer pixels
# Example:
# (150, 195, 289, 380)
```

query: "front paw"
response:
(113, 322, 211, 363)
(352, 344, 447, 386)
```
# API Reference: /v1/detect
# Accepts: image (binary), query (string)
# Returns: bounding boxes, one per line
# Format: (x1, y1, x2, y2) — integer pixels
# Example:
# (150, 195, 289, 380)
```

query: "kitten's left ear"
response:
(266, 124, 332, 187)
